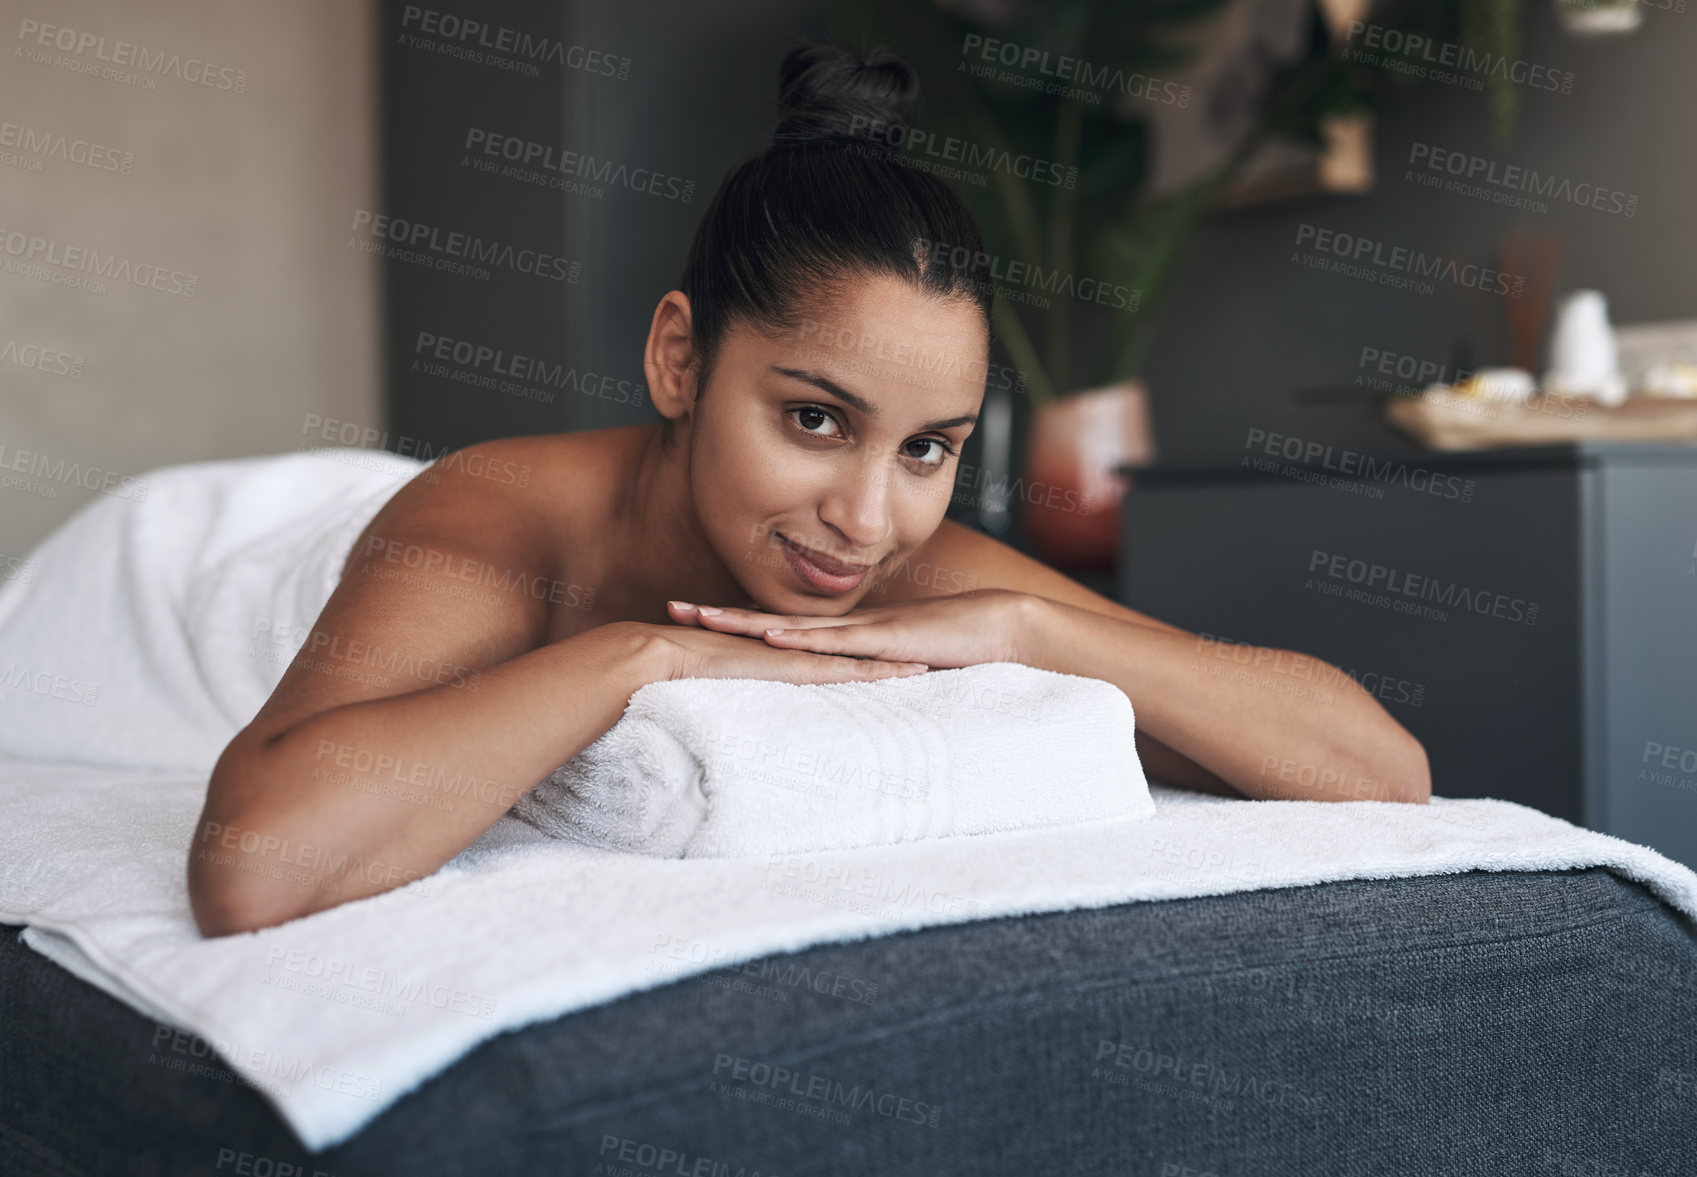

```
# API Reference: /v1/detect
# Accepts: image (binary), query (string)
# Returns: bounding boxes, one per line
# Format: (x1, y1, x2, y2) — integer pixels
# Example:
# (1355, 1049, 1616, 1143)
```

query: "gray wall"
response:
(1, 0, 383, 556)
(1140, 1, 1697, 463)
(558, 0, 836, 432)
(546, 1, 1694, 466)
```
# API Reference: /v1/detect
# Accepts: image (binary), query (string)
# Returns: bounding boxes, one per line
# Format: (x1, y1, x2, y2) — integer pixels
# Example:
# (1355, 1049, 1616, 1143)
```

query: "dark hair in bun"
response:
(771, 43, 919, 147)
(669, 42, 992, 443)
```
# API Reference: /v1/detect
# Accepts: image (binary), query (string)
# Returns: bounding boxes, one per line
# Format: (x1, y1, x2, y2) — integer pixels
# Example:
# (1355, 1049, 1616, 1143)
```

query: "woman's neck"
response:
(606, 423, 755, 619)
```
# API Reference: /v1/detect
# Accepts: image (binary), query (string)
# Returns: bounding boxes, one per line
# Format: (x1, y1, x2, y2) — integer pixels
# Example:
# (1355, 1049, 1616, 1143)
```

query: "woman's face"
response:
(685, 274, 989, 616)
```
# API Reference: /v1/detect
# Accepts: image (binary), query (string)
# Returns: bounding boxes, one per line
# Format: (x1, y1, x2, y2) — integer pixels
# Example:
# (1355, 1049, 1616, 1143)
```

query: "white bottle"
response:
(1543, 289, 1627, 406)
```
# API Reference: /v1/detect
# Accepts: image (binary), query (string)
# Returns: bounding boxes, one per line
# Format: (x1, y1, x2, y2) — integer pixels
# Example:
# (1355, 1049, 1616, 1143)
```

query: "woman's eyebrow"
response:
(771, 366, 978, 431)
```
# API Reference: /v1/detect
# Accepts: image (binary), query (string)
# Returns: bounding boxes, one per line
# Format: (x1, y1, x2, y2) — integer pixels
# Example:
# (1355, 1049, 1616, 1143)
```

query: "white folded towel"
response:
(511, 662, 1156, 858)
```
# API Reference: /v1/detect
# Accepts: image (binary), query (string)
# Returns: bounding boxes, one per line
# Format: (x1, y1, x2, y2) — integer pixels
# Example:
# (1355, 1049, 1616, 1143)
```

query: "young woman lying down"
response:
(189, 43, 1428, 938)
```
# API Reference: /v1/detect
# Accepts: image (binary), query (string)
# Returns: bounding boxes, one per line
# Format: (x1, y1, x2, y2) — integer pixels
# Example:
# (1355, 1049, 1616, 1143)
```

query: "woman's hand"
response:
(622, 621, 931, 685)
(664, 589, 1038, 671)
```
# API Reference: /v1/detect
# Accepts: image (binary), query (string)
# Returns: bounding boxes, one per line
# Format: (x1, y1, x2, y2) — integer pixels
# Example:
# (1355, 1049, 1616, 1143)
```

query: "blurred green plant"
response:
(827, 0, 1547, 404)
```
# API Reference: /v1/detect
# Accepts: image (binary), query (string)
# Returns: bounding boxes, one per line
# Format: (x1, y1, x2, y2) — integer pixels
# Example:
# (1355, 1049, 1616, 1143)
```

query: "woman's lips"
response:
(776, 533, 871, 594)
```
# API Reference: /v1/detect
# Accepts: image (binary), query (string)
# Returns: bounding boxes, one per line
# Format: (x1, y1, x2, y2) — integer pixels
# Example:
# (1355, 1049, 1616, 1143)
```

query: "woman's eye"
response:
(787, 408, 952, 466)
(903, 438, 951, 466)
(789, 406, 840, 437)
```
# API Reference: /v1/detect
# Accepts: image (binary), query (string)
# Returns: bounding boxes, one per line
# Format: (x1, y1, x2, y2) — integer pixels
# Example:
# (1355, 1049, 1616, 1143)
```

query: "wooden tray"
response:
(1383, 392, 1697, 451)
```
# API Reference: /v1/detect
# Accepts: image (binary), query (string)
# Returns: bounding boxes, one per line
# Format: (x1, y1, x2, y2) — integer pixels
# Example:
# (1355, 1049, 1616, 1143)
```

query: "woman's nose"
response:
(818, 464, 894, 554)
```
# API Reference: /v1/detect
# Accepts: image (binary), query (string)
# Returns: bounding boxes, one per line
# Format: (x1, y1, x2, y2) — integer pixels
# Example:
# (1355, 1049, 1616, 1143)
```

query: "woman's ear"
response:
(643, 291, 700, 426)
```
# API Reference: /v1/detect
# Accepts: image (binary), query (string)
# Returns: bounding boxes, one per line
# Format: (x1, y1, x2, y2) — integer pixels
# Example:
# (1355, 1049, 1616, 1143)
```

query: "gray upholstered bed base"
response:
(4, 866, 1695, 1175)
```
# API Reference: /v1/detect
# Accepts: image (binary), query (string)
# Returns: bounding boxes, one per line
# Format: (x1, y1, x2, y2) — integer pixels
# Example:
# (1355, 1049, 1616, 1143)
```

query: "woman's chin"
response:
(754, 579, 863, 617)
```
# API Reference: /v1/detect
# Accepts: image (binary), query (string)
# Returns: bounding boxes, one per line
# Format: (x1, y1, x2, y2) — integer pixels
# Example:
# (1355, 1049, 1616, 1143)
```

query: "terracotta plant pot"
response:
(1021, 380, 1156, 568)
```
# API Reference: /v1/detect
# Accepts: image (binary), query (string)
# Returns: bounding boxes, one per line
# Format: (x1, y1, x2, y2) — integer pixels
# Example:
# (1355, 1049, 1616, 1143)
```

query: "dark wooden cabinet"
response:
(1116, 442, 1697, 871)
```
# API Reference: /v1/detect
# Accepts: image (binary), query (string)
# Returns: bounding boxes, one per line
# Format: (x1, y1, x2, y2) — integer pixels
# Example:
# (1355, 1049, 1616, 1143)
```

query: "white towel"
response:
(3, 759, 1695, 1153)
(0, 448, 426, 772)
(512, 662, 1154, 858)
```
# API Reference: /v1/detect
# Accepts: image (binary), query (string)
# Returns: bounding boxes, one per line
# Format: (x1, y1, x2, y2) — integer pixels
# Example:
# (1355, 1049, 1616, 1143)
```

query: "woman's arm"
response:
(191, 621, 663, 938)
(669, 519, 1432, 806)
(899, 520, 1431, 804)
(1012, 595, 1431, 804)
(188, 442, 643, 936)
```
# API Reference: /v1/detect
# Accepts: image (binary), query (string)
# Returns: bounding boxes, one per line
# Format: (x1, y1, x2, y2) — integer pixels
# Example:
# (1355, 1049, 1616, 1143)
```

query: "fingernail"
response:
(668, 600, 694, 611)
(696, 605, 723, 616)
(765, 627, 784, 636)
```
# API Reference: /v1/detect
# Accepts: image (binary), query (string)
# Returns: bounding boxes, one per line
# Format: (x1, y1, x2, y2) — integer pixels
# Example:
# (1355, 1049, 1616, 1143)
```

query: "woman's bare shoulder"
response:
(404, 431, 626, 525)
(340, 432, 614, 592)
(388, 431, 633, 636)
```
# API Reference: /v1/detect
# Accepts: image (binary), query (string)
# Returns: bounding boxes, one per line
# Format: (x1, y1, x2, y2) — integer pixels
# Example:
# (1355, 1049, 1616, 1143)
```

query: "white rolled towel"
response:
(511, 660, 1154, 858)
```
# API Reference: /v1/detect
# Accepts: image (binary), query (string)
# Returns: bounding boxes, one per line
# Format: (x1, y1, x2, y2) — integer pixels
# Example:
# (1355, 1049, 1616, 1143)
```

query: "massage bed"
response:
(4, 863, 1694, 1175)
(2, 451, 1695, 1173)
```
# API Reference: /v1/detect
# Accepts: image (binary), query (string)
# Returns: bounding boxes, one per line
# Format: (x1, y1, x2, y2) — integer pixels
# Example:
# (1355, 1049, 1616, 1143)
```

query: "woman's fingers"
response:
(665, 601, 705, 627)
(684, 605, 862, 637)
(762, 623, 898, 660)
(785, 648, 927, 681)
